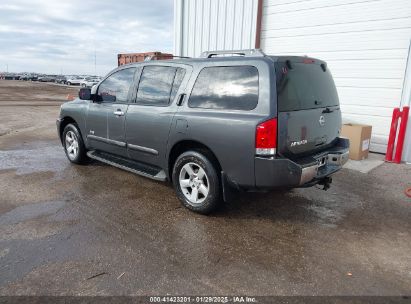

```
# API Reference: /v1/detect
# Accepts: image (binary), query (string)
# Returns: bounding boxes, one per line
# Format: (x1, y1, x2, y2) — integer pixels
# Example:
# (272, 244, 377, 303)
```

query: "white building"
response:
(174, 0, 411, 162)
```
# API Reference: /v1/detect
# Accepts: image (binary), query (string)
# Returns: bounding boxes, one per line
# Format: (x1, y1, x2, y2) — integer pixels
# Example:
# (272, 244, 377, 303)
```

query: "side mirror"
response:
(79, 88, 91, 100)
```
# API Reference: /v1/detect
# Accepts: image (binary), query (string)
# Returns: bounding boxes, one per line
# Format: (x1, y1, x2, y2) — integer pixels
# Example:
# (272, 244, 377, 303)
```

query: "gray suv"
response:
(57, 49, 349, 214)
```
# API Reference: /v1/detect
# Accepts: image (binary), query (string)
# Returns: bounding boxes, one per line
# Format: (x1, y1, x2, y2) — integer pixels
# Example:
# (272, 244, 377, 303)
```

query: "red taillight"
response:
(255, 118, 277, 156)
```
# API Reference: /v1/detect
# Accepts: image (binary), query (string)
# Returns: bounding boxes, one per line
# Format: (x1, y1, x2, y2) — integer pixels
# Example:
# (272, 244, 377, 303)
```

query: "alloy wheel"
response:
(179, 162, 209, 205)
(65, 130, 79, 160)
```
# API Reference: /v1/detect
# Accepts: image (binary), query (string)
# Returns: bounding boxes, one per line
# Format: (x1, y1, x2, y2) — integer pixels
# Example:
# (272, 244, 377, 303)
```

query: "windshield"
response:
(275, 60, 339, 112)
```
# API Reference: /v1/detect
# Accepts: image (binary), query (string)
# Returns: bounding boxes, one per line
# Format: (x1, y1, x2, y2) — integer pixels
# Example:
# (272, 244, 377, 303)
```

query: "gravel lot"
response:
(0, 80, 410, 296)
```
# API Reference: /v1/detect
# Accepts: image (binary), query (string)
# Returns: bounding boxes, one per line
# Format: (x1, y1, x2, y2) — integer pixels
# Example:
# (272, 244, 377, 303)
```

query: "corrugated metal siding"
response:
(174, 0, 259, 58)
(261, 0, 411, 153)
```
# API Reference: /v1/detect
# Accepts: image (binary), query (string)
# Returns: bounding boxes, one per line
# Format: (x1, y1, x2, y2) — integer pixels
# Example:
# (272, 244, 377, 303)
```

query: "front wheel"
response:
(62, 124, 88, 164)
(67, 82, 71, 86)
(172, 151, 221, 214)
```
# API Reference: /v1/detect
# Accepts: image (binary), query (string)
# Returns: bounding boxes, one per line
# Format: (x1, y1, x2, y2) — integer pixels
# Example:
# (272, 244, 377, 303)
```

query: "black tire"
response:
(62, 123, 88, 164)
(172, 151, 221, 214)
(67, 82, 71, 86)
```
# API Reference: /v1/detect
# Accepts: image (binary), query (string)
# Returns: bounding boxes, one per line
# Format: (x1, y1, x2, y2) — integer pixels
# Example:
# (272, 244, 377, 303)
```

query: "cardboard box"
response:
(341, 124, 372, 160)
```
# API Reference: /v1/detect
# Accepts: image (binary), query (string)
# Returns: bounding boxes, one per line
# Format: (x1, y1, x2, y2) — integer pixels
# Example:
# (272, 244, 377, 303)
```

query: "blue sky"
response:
(0, 1, 173, 75)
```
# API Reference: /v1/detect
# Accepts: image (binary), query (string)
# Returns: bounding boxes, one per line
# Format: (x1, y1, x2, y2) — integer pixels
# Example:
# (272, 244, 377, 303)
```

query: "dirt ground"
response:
(0, 80, 410, 297)
(0, 81, 78, 146)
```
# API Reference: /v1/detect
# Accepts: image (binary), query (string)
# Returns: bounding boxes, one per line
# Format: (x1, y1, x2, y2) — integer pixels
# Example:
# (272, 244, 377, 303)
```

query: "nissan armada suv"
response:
(57, 49, 349, 214)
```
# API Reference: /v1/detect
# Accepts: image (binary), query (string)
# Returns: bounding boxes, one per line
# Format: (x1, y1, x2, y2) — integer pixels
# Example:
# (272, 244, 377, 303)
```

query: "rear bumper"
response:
(254, 137, 349, 189)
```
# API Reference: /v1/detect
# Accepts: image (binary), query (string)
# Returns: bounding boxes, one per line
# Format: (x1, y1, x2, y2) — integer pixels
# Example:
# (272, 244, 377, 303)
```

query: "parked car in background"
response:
(21, 74, 38, 81)
(19, 74, 29, 81)
(28, 74, 38, 81)
(56, 49, 349, 214)
(3, 73, 20, 80)
(8, 73, 37, 81)
(38, 75, 57, 82)
(80, 77, 101, 88)
(55, 75, 68, 84)
(66, 76, 84, 86)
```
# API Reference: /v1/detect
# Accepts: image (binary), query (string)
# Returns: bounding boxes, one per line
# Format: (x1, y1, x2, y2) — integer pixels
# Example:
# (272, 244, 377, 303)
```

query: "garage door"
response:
(261, 0, 411, 153)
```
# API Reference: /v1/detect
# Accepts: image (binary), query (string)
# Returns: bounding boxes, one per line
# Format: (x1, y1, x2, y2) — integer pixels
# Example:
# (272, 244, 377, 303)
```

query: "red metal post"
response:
(394, 106, 410, 163)
(255, 0, 263, 49)
(385, 107, 400, 162)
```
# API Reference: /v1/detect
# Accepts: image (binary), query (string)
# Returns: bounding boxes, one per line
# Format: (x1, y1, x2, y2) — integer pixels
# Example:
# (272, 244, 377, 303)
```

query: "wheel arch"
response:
(59, 116, 78, 144)
(167, 140, 222, 181)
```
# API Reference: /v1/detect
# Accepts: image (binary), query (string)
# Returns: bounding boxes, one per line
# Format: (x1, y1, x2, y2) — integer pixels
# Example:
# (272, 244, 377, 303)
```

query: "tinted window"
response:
(136, 66, 177, 106)
(189, 66, 259, 110)
(275, 61, 339, 112)
(170, 68, 186, 102)
(98, 68, 136, 103)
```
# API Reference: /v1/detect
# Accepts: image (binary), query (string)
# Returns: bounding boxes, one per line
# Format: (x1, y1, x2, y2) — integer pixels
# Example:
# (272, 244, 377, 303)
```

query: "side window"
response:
(170, 68, 186, 102)
(188, 66, 259, 110)
(136, 66, 178, 106)
(97, 68, 136, 103)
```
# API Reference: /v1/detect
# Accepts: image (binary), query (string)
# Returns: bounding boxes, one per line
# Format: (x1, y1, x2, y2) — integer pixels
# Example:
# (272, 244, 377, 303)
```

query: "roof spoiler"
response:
(200, 49, 266, 58)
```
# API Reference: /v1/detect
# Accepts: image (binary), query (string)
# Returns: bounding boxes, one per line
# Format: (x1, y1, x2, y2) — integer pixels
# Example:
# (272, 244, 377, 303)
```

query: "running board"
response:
(87, 150, 167, 181)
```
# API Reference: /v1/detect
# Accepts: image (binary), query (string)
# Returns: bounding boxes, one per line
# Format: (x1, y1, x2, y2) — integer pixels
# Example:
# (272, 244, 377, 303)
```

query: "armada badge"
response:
(290, 139, 308, 147)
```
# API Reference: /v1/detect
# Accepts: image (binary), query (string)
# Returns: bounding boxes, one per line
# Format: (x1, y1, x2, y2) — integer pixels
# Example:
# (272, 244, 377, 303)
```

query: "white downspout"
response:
(401, 40, 411, 163)
(173, 0, 184, 56)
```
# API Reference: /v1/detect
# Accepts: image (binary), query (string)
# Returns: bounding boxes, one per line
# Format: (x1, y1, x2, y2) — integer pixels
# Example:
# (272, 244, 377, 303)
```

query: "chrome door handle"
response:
(113, 110, 124, 116)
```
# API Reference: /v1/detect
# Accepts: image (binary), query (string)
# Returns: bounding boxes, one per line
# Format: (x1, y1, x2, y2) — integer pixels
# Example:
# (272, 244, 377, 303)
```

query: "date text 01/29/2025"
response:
(149, 296, 257, 303)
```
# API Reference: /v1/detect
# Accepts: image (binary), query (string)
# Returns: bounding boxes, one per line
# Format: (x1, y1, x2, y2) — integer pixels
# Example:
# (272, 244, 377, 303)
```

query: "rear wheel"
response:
(62, 124, 88, 164)
(67, 82, 71, 86)
(172, 151, 221, 214)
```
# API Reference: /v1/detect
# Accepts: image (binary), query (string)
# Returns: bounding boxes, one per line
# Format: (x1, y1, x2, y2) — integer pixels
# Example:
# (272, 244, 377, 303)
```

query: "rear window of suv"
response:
(275, 60, 339, 112)
(188, 66, 259, 110)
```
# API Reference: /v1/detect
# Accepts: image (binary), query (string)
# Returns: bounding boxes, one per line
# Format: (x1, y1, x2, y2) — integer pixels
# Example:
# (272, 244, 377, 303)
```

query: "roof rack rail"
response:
(200, 49, 266, 58)
(146, 55, 191, 61)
